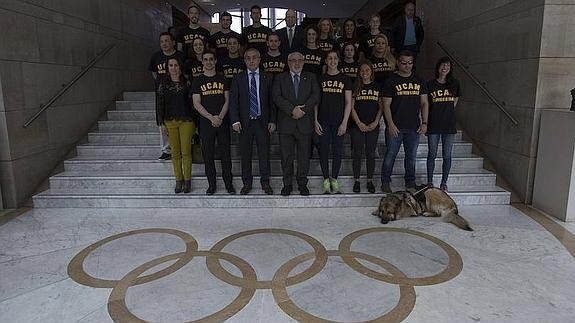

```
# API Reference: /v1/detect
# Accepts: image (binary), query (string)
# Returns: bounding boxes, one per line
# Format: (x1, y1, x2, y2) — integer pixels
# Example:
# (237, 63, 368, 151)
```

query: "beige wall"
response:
(0, 0, 189, 208)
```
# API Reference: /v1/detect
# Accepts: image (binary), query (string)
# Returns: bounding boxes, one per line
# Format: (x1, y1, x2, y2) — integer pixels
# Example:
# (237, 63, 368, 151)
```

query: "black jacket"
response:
(391, 15, 424, 51)
(276, 25, 305, 54)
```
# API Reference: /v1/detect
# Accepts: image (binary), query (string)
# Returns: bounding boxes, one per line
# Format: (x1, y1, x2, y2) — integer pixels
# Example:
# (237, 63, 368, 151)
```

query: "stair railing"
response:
(437, 41, 519, 126)
(22, 43, 116, 128)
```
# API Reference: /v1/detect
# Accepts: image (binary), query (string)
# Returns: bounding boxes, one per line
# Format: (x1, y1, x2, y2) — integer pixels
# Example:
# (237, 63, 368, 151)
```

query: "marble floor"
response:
(1, 205, 574, 323)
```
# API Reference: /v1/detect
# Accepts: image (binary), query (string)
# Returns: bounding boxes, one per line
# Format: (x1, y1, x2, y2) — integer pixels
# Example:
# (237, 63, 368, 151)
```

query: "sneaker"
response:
(381, 182, 392, 193)
(158, 152, 171, 160)
(331, 179, 341, 194)
(353, 181, 360, 193)
(367, 181, 375, 194)
(322, 179, 331, 194)
(440, 183, 449, 193)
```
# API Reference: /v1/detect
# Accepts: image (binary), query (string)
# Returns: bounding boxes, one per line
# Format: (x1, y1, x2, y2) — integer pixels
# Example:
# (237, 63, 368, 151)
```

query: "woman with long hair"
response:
(184, 38, 205, 80)
(318, 18, 340, 53)
(315, 50, 353, 194)
(359, 14, 383, 60)
(338, 43, 359, 83)
(337, 18, 359, 50)
(370, 34, 396, 86)
(350, 62, 383, 193)
(156, 57, 197, 193)
(301, 25, 325, 76)
(426, 57, 461, 192)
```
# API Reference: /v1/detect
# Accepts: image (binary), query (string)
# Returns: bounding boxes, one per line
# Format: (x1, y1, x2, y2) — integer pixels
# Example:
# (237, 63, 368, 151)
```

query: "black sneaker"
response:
(353, 181, 360, 193)
(226, 184, 236, 195)
(158, 153, 171, 160)
(367, 181, 375, 194)
(206, 186, 216, 195)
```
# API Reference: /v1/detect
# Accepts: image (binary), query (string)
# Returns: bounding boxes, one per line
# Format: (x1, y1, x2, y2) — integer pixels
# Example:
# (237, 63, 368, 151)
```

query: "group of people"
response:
(149, 2, 460, 196)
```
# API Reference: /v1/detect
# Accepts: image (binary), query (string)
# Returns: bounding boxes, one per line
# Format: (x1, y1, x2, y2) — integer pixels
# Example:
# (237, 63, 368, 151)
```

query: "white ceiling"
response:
(194, 0, 370, 18)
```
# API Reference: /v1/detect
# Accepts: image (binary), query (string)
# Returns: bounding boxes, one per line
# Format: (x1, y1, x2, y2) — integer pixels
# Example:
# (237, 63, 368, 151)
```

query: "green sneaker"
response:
(322, 179, 331, 194)
(331, 179, 341, 194)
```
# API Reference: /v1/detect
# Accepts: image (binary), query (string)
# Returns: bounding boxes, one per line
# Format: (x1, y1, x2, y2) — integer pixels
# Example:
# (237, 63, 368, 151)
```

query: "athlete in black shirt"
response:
(177, 5, 211, 58)
(211, 12, 242, 60)
(315, 50, 353, 194)
(183, 38, 205, 81)
(301, 25, 325, 76)
(261, 33, 288, 76)
(218, 36, 246, 82)
(318, 18, 341, 53)
(426, 57, 460, 192)
(191, 51, 235, 195)
(242, 5, 272, 54)
(338, 43, 359, 83)
(369, 34, 396, 86)
(359, 14, 384, 61)
(337, 19, 360, 52)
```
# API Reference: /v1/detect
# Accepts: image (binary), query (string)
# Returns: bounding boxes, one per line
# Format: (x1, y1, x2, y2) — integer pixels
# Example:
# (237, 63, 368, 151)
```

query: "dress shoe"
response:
(174, 180, 184, 194)
(262, 183, 273, 195)
(280, 185, 292, 196)
(240, 185, 252, 195)
(183, 180, 191, 193)
(299, 185, 310, 196)
(226, 184, 236, 195)
(206, 186, 216, 195)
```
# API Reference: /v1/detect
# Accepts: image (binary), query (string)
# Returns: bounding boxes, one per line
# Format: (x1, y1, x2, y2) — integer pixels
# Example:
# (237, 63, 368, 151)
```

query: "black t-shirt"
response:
(210, 30, 242, 60)
(338, 60, 359, 83)
(191, 74, 229, 117)
(318, 73, 352, 125)
(359, 34, 378, 58)
(370, 56, 395, 86)
(261, 53, 288, 75)
(337, 37, 360, 51)
(242, 25, 272, 54)
(177, 26, 211, 58)
(353, 82, 381, 126)
(382, 73, 428, 130)
(301, 47, 325, 76)
(148, 50, 187, 84)
(218, 56, 246, 81)
(427, 79, 461, 134)
(318, 38, 341, 53)
(183, 59, 204, 81)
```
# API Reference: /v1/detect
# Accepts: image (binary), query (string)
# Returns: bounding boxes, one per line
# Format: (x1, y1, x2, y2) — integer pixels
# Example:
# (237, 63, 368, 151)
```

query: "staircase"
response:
(33, 91, 511, 208)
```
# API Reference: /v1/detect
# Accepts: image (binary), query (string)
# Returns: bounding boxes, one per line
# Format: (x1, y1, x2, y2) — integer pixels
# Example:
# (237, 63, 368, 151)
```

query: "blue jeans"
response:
(427, 133, 455, 186)
(381, 129, 420, 184)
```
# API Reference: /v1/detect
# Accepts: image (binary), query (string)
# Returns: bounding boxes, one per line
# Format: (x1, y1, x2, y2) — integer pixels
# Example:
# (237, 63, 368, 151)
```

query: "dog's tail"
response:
(444, 211, 473, 231)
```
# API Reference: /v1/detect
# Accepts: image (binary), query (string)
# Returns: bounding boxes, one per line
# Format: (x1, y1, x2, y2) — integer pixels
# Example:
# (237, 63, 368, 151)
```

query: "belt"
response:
(249, 116, 261, 120)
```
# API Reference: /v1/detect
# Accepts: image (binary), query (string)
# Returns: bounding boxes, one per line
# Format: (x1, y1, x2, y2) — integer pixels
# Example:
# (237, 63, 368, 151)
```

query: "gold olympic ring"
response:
(108, 250, 257, 323)
(206, 228, 328, 289)
(338, 227, 463, 286)
(68, 228, 198, 288)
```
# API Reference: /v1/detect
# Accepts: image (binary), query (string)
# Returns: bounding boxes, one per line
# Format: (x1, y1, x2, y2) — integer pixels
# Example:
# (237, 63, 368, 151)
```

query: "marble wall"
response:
(0, 0, 189, 208)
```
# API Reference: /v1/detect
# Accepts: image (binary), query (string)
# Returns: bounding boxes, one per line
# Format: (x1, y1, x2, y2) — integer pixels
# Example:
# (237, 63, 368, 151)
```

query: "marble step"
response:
(98, 121, 160, 132)
(86, 131, 465, 145)
(107, 110, 156, 121)
(123, 92, 155, 101)
(63, 157, 487, 175)
(33, 190, 511, 208)
(75, 142, 474, 160)
(47, 172, 498, 194)
(115, 101, 155, 111)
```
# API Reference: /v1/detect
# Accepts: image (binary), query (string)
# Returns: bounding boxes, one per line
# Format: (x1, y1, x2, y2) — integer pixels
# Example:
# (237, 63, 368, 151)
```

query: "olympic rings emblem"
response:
(68, 227, 464, 322)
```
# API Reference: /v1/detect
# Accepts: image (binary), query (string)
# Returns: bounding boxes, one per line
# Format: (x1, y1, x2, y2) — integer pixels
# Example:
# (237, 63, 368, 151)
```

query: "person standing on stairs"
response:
(350, 62, 383, 194)
(177, 5, 211, 59)
(192, 51, 236, 195)
(229, 48, 276, 195)
(156, 57, 196, 194)
(315, 50, 352, 194)
(380, 50, 428, 193)
(338, 43, 359, 84)
(426, 57, 461, 193)
(149, 31, 187, 161)
(276, 9, 304, 54)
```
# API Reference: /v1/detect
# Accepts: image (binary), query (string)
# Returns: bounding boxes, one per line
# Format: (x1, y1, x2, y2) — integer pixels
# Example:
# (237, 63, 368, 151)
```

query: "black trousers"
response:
(199, 121, 233, 188)
(318, 122, 344, 179)
(279, 131, 312, 187)
(350, 126, 380, 179)
(239, 119, 271, 186)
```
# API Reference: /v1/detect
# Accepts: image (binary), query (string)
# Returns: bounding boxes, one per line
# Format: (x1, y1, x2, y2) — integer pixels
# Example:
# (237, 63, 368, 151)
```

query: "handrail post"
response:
(22, 43, 116, 128)
(436, 42, 519, 126)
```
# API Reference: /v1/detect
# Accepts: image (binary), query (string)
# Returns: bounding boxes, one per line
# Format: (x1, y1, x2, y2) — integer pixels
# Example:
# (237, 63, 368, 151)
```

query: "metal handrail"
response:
(437, 42, 519, 126)
(23, 43, 116, 128)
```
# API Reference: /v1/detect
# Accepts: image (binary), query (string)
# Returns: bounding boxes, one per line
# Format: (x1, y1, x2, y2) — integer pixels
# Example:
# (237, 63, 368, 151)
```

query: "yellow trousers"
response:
(164, 120, 196, 180)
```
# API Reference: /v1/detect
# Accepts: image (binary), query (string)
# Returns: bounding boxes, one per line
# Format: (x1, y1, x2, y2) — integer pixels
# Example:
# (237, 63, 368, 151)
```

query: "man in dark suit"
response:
(276, 9, 304, 54)
(272, 51, 320, 196)
(391, 1, 424, 58)
(229, 48, 276, 195)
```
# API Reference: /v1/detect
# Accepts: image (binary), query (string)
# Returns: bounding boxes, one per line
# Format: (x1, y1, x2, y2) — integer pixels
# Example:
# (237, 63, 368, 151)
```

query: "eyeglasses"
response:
(399, 60, 414, 65)
(288, 59, 304, 63)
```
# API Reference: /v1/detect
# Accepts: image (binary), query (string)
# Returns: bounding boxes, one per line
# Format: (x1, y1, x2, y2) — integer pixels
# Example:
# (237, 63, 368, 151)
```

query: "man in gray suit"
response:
(272, 51, 320, 196)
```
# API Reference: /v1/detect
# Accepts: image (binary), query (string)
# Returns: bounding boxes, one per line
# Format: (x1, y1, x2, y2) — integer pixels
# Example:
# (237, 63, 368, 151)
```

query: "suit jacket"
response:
(391, 15, 424, 51)
(272, 71, 320, 135)
(229, 70, 276, 127)
(277, 25, 305, 54)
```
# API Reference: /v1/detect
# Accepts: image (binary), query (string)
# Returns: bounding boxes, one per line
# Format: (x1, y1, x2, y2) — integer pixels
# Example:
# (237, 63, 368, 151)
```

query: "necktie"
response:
(293, 74, 299, 100)
(288, 28, 293, 47)
(249, 72, 259, 118)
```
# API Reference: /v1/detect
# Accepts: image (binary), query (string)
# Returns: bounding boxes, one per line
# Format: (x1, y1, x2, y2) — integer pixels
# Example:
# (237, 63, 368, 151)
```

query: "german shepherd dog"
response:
(372, 186, 473, 231)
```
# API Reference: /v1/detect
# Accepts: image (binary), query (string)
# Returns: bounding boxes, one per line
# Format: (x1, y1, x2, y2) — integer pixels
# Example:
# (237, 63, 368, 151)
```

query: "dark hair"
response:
(159, 31, 174, 41)
(221, 11, 232, 19)
(342, 42, 357, 60)
(326, 49, 340, 60)
(189, 38, 206, 61)
(404, 0, 416, 7)
(160, 57, 186, 86)
(226, 35, 240, 43)
(397, 50, 414, 60)
(188, 5, 200, 13)
(267, 32, 280, 41)
(435, 56, 458, 92)
(304, 25, 320, 47)
(250, 5, 261, 12)
(342, 18, 357, 38)
(202, 50, 217, 59)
